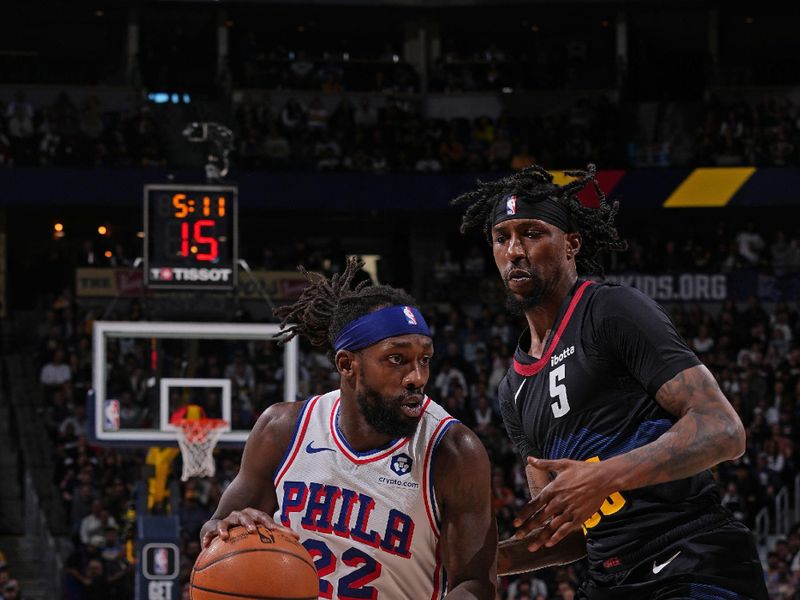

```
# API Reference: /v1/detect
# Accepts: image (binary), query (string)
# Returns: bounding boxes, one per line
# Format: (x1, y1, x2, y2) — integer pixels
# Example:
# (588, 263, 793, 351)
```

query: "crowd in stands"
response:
(234, 40, 420, 94)
(0, 552, 25, 600)
(233, 93, 622, 172)
(0, 92, 167, 168)
(692, 94, 800, 168)
(232, 38, 612, 95)
(8, 214, 796, 599)
(8, 86, 800, 171)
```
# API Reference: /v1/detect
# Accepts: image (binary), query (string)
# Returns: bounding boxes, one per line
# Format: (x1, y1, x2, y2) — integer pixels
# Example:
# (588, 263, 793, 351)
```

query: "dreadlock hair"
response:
(274, 256, 418, 361)
(452, 163, 627, 276)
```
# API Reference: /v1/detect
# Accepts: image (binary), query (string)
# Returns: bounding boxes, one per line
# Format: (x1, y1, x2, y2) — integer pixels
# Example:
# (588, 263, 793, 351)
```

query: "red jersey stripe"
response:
(513, 280, 595, 376)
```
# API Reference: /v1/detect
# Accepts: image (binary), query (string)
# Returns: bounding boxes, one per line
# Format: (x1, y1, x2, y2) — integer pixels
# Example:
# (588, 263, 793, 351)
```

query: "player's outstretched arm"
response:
(434, 423, 497, 600)
(200, 402, 304, 548)
(512, 364, 745, 551)
(498, 462, 586, 576)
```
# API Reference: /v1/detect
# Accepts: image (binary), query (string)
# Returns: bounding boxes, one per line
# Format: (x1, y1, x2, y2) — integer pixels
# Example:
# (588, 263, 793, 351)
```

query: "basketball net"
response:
(176, 418, 227, 481)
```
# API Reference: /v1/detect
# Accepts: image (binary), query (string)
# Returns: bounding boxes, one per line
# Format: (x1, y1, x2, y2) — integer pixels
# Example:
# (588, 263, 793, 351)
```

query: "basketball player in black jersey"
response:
(454, 164, 768, 599)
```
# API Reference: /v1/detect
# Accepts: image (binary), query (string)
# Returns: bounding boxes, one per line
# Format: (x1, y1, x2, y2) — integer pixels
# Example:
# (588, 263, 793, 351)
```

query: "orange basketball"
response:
(191, 525, 318, 600)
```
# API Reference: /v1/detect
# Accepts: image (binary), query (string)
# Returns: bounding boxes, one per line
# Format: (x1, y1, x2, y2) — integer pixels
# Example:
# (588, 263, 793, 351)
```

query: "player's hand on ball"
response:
(201, 508, 299, 548)
(513, 457, 610, 552)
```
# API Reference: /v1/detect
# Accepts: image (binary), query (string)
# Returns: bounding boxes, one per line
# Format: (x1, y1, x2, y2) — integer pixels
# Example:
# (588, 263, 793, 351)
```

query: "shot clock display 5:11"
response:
(144, 184, 238, 289)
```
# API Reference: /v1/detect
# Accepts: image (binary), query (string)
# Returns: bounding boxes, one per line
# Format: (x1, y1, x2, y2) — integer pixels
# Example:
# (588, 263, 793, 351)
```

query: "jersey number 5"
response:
(549, 364, 570, 418)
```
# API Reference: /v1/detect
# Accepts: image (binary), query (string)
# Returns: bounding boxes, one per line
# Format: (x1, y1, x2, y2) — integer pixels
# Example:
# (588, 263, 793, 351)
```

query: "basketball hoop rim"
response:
(178, 418, 228, 443)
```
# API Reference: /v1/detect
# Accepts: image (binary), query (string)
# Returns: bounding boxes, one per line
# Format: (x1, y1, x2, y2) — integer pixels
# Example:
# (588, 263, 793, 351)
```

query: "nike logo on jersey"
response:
(514, 379, 527, 404)
(306, 441, 335, 454)
(652, 550, 681, 574)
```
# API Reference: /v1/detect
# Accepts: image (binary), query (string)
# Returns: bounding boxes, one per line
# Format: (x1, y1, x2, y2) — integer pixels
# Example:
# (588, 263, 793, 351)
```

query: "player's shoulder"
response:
(251, 400, 305, 439)
(434, 422, 489, 470)
(586, 280, 658, 317)
(252, 393, 328, 439)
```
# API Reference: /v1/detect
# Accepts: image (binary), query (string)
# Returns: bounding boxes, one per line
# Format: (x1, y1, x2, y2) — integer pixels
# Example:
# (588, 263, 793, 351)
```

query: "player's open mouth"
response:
(400, 396, 424, 418)
(506, 269, 533, 291)
(507, 268, 531, 282)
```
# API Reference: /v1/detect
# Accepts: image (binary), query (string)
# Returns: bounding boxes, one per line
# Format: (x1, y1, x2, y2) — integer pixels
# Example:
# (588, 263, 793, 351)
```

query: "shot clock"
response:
(144, 184, 238, 290)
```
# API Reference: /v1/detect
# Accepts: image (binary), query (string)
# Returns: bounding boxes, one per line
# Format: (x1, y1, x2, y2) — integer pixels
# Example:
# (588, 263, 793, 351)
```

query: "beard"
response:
(504, 265, 546, 317)
(356, 384, 421, 438)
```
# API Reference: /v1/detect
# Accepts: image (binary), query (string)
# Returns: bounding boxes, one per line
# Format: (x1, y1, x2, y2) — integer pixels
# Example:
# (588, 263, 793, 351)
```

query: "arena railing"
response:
(754, 506, 769, 547)
(775, 486, 790, 537)
(795, 473, 800, 525)
(23, 471, 62, 600)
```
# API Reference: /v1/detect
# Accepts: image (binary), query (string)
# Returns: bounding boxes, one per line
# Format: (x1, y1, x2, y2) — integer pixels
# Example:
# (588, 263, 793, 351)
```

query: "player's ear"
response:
(565, 232, 581, 259)
(335, 350, 357, 380)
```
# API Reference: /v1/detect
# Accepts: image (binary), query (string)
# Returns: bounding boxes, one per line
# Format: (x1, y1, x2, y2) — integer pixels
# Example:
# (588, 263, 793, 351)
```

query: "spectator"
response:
(224, 350, 256, 428)
(736, 223, 765, 266)
(306, 97, 329, 131)
(2, 579, 24, 600)
(353, 96, 379, 128)
(40, 348, 72, 388)
(80, 500, 118, 547)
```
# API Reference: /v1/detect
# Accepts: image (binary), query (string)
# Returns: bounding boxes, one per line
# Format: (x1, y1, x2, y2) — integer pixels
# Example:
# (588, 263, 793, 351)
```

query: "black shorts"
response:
(577, 518, 768, 600)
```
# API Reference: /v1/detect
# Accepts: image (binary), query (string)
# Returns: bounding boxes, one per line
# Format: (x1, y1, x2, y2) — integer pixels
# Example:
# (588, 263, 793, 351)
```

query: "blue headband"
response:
(334, 305, 432, 352)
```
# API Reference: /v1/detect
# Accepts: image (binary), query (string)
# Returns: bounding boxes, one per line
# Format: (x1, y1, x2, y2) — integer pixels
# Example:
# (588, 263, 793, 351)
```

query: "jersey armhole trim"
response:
(423, 417, 457, 537)
(273, 395, 321, 487)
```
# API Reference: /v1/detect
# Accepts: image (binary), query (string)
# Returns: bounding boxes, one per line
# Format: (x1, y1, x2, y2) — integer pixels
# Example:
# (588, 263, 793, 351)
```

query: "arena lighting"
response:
(147, 92, 191, 104)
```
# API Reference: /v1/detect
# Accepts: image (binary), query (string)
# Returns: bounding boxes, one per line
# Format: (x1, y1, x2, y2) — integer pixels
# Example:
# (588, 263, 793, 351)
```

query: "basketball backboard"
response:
(89, 321, 298, 447)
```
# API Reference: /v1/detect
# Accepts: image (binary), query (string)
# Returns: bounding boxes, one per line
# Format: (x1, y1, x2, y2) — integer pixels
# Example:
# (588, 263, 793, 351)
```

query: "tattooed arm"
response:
(511, 364, 745, 550)
(605, 363, 745, 487)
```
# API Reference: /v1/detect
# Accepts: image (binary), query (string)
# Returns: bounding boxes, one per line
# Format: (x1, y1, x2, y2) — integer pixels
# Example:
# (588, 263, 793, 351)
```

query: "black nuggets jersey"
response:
(499, 280, 725, 569)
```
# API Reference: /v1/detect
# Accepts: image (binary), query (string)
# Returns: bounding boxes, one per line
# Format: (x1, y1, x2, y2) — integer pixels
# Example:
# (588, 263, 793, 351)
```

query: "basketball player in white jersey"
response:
(200, 258, 497, 600)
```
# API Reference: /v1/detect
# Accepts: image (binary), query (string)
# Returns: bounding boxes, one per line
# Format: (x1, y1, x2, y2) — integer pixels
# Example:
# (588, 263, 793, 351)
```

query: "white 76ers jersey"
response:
(273, 390, 457, 600)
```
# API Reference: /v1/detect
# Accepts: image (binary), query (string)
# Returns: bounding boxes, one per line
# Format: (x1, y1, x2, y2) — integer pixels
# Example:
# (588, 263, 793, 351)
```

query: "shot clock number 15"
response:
(171, 193, 226, 261)
(144, 184, 238, 290)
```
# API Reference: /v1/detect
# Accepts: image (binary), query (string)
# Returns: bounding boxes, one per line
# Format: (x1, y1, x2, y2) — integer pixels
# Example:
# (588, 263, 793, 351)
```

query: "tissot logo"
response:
(150, 267, 233, 282)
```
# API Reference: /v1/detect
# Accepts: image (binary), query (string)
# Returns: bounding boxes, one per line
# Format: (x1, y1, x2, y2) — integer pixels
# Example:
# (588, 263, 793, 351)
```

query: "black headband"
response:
(492, 193, 574, 232)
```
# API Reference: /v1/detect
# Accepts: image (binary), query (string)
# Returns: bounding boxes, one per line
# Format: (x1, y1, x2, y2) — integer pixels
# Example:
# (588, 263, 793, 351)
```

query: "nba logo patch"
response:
(103, 399, 120, 432)
(391, 453, 413, 476)
(506, 194, 517, 215)
(142, 543, 179, 580)
(402, 306, 417, 325)
(154, 548, 169, 576)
